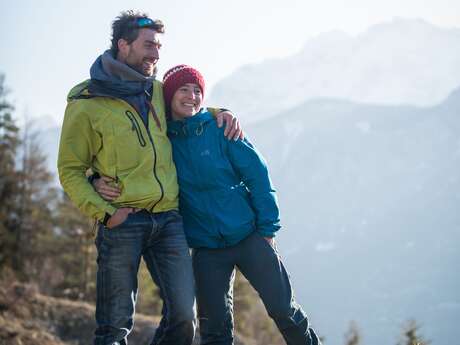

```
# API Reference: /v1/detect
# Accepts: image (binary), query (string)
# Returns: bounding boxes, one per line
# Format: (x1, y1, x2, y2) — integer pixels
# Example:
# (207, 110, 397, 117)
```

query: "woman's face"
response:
(170, 83, 203, 120)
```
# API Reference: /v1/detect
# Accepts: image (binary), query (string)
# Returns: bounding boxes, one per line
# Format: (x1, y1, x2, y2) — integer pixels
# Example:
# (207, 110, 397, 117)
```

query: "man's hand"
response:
(93, 176, 121, 201)
(264, 237, 275, 248)
(216, 111, 244, 141)
(106, 207, 134, 229)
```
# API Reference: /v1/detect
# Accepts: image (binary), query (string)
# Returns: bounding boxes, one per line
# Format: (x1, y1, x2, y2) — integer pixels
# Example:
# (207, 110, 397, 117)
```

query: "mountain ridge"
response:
(209, 18, 460, 123)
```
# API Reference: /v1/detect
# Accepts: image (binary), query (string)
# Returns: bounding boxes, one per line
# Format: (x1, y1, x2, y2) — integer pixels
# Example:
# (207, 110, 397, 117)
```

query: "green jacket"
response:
(57, 79, 178, 221)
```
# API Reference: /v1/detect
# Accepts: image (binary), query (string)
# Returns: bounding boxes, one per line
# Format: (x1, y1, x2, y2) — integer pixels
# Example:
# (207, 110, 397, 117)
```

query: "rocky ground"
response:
(0, 282, 248, 345)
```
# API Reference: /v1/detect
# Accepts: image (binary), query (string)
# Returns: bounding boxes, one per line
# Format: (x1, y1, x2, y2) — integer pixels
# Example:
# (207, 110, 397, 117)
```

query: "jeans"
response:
(193, 232, 321, 345)
(94, 209, 196, 345)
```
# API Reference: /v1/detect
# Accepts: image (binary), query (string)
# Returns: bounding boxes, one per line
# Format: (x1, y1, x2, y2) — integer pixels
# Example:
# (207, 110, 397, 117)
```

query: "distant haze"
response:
(246, 86, 460, 345)
(209, 18, 460, 123)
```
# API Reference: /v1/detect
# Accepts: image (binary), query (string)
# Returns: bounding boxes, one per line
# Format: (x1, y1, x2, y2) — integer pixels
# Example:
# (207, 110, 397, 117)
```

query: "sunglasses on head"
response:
(133, 17, 155, 29)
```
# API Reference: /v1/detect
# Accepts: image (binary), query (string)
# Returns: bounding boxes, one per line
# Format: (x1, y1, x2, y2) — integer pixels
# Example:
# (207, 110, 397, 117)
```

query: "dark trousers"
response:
(94, 210, 196, 345)
(193, 232, 321, 345)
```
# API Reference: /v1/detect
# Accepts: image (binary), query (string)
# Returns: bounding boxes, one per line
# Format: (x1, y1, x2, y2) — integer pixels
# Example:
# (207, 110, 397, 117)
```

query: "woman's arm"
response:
(225, 135, 281, 238)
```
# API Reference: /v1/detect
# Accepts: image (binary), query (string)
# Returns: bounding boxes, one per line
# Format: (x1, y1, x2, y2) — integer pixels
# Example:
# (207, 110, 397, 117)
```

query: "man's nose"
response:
(148, 47, 159, 59)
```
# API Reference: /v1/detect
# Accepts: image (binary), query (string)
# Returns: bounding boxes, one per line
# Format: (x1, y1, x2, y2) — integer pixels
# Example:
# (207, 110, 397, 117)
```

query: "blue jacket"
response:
(167, 109, 281, 248)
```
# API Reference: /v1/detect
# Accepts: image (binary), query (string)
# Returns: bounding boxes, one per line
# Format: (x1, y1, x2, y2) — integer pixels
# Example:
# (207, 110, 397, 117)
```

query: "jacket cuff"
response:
(101, 213, 111, 226)
(87, 171, 100, 185)
(97, 205, 117, 222)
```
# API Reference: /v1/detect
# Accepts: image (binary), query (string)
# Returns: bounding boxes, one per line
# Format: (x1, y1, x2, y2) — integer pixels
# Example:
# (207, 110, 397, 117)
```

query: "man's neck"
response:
(101, 51, 154, 82)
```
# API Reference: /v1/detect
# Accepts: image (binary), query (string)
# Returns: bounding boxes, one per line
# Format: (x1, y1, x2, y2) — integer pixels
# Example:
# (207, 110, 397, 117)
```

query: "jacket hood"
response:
(67, 79, 91, 101)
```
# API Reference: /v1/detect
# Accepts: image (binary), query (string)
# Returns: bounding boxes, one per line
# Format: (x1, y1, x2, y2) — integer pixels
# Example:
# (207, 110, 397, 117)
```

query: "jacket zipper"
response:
(185, 122, 226, 245)
(125, 110, 147, 147)
(145, 127, 164, 212)
(123, 102, 165, 212)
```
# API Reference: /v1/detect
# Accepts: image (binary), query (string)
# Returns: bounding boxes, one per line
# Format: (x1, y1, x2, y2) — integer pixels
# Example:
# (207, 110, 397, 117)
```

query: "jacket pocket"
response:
(213, 185, 255, 233)
(113, 111, 148, 172)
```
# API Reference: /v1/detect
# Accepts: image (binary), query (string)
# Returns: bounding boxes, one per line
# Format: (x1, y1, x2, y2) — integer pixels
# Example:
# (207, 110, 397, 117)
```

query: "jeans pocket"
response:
(166, 209, 183, 224)
(105, 212, 133, 231)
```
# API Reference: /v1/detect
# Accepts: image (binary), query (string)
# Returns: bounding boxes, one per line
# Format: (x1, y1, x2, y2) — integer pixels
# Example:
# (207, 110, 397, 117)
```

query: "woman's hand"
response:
(93, 176, 121, 201)
(264, 237, 275, 248)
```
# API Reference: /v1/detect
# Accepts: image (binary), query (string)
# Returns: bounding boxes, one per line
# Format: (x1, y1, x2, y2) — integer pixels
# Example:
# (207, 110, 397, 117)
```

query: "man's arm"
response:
(224, 134, 281, 240)
(208, 108, 244, 141)
(57, 101, 117, 221)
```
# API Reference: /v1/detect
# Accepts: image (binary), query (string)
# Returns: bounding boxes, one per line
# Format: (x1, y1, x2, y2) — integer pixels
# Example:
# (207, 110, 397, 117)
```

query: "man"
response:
(58, 10, 240, 345)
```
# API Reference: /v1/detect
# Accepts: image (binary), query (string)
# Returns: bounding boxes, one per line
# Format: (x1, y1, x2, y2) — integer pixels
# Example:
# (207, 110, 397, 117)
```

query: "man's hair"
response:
(110, 10, 165, 56)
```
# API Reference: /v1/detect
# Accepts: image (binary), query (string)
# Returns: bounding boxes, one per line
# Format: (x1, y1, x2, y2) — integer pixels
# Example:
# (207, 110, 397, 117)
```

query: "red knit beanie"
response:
(162, 65, 206, 114)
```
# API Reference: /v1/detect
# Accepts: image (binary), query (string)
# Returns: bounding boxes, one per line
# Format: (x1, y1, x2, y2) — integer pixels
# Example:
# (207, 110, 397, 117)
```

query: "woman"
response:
(162, 65, 321, 345)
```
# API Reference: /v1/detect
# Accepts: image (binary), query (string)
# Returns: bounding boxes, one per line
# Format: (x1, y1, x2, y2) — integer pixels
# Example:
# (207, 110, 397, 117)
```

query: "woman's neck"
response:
(171, 109, 202, 121)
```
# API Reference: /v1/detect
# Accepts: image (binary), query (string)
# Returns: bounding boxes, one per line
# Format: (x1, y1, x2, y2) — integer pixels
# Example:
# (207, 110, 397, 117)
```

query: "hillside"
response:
(0, 282, 159, 345)
(0, 282, 248, 345)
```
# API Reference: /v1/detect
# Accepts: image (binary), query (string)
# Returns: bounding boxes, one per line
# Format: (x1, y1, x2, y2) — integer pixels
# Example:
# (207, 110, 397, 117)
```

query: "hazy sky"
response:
(1, 0, 459, 125)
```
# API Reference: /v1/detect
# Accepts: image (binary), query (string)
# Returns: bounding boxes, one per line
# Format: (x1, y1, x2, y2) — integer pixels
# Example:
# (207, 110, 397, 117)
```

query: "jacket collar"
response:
(88, 50, 154, 98)
(167, 109, 213, 137)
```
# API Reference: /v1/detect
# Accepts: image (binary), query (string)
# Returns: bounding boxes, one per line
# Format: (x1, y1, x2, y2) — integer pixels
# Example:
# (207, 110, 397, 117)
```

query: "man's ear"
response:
(118, 38, 129, 57)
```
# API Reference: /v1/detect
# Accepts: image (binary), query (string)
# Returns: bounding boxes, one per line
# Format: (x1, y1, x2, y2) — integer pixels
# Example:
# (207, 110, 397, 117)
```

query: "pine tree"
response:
(52, 191, 96, 299)
(12, 116, 57, 278)
(397, 320, 430, 345)
(0, 74, 20, 275)
(0, 74, 100, 302)
(0, 74, 60, 284)
(344, 321, 361, 345)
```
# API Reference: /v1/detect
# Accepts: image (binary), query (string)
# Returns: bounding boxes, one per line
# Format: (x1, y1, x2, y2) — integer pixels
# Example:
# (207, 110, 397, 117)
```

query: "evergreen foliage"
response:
(344, 321, 361, 345)
(0, 74, 20, 273)
(397, 320, 430, 345)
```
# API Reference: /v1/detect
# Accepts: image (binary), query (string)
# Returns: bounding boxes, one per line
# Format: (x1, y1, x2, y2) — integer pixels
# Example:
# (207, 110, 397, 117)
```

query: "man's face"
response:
(118, 28, 162, 76)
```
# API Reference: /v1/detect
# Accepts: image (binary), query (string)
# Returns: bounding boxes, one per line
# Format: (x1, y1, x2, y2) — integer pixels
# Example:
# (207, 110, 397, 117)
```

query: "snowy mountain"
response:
(209, 18, 460, 123)
(245, 86, 460, 345)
